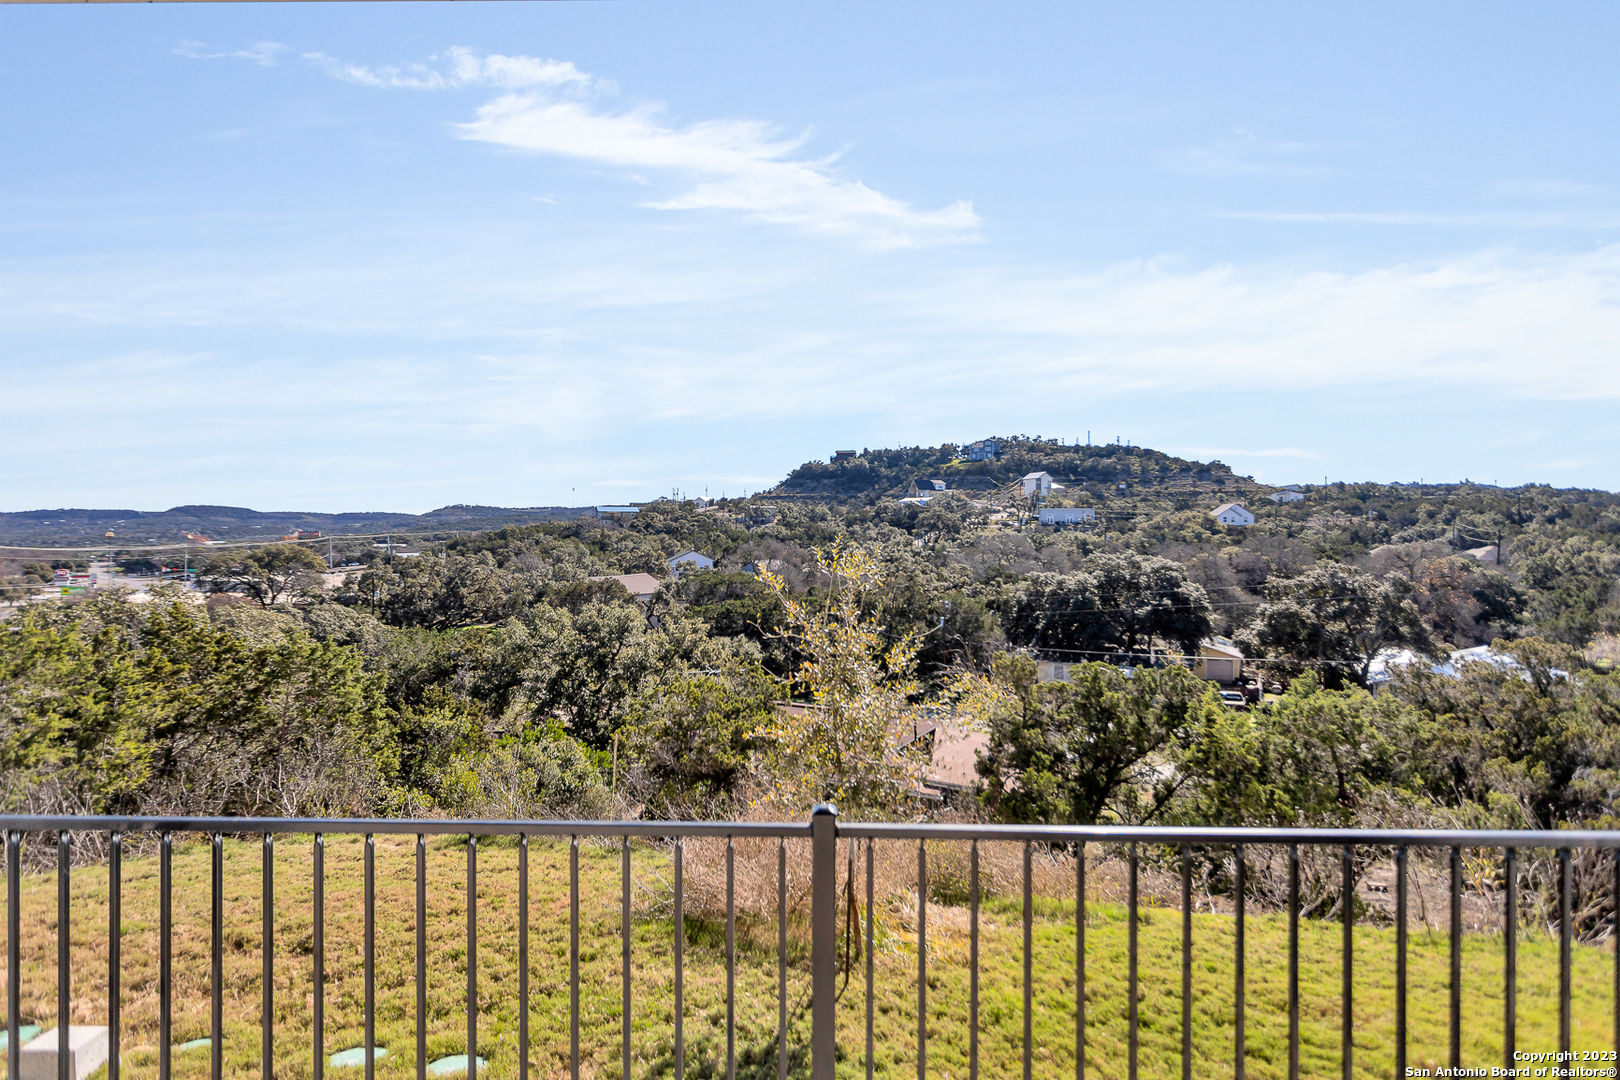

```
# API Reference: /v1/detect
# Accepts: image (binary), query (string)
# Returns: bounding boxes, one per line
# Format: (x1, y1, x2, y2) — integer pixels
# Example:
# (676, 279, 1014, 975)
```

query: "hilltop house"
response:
(965, 439, 1002, 461)
(665, 550, 715, 577)
(1268, 490, 1305, 503)
(1210, 503, 1255, 526)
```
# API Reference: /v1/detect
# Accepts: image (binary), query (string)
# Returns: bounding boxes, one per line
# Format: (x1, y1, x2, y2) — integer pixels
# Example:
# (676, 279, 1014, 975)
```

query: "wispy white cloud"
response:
(6, 227, 1620, 502)
(1224, 209, 1620, 228)
(851, 243, 1620, 414)
(459, 92, 978, 247)
(301, 46, 595, 93)
(1166, 130, 1347, 179)
(301, 47, 977, 248)
(174, 40, 289, 67)
(1490, 178, 1610, 201)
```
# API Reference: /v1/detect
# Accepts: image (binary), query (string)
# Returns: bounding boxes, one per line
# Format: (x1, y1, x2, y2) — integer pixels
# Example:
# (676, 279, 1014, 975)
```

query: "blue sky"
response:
(2, 1, 1618, 512)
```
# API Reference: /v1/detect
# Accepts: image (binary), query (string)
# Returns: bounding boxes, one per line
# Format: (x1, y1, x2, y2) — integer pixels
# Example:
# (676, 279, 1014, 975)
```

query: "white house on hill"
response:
(1023, 471, 1059, 496)
(1268, 490, 1305, 503)
(1210, 503, 1255, 526)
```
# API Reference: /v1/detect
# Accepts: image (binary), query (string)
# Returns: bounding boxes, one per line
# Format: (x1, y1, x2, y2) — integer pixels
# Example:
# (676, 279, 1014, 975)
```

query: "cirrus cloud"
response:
(300, 46, 979, 248)
(302, 45, 596, 93)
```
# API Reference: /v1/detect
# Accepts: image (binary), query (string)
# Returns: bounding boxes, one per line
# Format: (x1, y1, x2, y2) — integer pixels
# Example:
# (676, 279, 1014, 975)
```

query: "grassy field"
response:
(1, 834, 1614, 1079)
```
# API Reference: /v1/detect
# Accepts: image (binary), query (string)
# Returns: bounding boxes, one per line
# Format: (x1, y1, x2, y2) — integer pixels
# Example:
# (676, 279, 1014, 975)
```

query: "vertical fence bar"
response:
(110, 832, 122, 1080)
(1504, 847, 1516, 1068)
(1128, 841, 1139, 1080)
(57, 830, 69, 1080)
(811, 806, 838, 1080)
(868, 838, 877, 1080)
(365, 834, 376, 1080)
(519, 834, 528, 1080)
(417, 835, 426, 1080)
(1396, 846, 1407, 1079)
(158, 835, 173, 1080)
(7, 832, 18, 1080)
(211, 833, 222, 1080)
(313, 833, 323, 1080)
(1613, 850, 1618, 1054)
(1182, 846, 1192, 1080)
(262, 833, 274, 1080)
(968, 839, 977, 1080)
(1288, 844, 1299, 1080)
(917, 838, 928, 1080)
(674, 836, 684, 1080)
(1449, 846, 1461, 1069)
(1234, 845, 1245, 1080)
(570, 836, 580, 1080)
(1076, 844, 1086, 1080)
(1024, 841, 1034, 1080)
(1341, 845, 1353, 1080)
(8, 831, 19, 1080)
(726, 837, 736, 1080)
(622, 836, 631, 1080)
(778, 839, 787, 1080)
(467, 834, 478, 1080)
(1560, 847, 1572, 1055)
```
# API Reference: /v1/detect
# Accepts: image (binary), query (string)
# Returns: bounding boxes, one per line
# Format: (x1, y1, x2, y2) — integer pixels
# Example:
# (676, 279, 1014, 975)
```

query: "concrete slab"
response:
(20, 1026, 109, 1080)
(427, 1054, 489, 1075)
(329, 1046, 388, 1068)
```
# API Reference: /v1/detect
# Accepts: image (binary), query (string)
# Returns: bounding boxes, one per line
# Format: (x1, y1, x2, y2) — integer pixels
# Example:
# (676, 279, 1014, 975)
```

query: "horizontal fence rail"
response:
(3, 811, 1619, 1080)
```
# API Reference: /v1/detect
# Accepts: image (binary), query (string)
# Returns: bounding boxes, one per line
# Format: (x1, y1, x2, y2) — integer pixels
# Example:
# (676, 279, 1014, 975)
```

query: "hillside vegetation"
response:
(2, 439, 1618, 931)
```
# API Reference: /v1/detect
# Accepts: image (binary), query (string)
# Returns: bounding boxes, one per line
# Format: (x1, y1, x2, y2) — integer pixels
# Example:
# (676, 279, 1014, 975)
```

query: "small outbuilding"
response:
(1193, 638, 1245, 682)
(1036, 660, 1076, 683)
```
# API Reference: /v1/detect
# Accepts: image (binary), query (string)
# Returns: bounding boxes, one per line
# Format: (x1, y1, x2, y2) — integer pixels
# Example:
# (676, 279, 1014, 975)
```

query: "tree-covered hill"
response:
(773, 436, 1244, 501)
(0, 503, 590, 547)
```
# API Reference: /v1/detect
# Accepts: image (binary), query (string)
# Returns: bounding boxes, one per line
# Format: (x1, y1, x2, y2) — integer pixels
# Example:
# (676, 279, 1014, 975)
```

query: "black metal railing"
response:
(4, 811, 1619, 1080)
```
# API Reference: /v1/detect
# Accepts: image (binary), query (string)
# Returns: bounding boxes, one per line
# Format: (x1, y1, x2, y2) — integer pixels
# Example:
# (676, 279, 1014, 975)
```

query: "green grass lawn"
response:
(1, 834, 1613, 1079)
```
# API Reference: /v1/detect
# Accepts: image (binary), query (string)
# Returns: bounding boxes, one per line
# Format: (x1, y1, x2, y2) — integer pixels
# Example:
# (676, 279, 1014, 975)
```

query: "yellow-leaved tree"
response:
(751, 542, 928, 816)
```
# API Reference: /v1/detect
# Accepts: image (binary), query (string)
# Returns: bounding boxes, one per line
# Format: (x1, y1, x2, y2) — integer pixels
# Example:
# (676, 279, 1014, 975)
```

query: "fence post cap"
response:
(810, 803, 839, 819)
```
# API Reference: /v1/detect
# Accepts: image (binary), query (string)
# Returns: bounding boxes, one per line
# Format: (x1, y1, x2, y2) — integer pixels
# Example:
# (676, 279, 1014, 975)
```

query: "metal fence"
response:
(4, 809, 1619, 1080)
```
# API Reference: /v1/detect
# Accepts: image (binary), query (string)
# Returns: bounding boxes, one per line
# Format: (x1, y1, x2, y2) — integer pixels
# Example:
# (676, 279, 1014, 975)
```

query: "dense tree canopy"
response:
(1236, 564, 1428, 688)
(198, 543, 328, 607)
